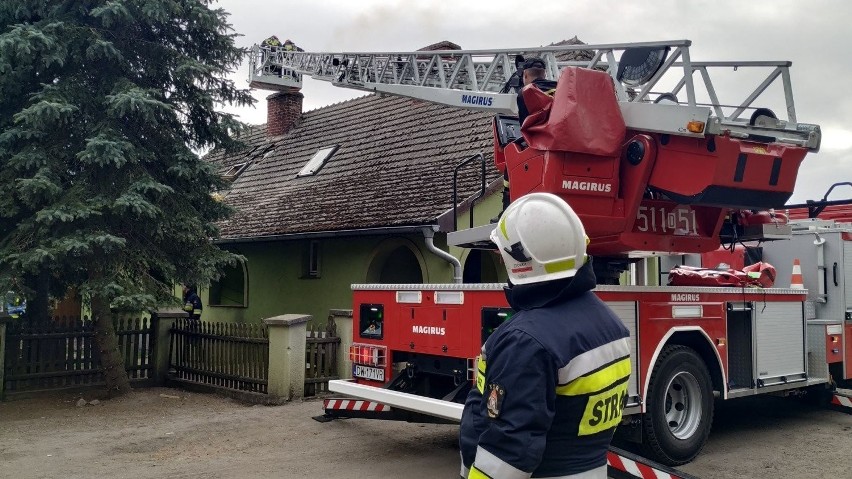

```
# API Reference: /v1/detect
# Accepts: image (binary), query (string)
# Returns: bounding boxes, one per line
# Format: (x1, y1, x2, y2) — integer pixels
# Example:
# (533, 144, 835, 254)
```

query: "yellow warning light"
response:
(687, 121, 705, 133)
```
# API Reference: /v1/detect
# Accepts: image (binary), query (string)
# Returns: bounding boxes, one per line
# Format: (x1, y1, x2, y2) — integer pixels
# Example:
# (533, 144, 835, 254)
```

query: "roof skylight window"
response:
(296, 145, 339, 177)
(222, 161, 250, 182)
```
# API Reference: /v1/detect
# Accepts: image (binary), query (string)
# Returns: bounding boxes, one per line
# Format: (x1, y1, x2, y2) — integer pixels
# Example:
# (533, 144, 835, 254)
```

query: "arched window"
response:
(463, 249, 501, 283)
(366, 240, 425, 284)
(209, 259, 248, 307)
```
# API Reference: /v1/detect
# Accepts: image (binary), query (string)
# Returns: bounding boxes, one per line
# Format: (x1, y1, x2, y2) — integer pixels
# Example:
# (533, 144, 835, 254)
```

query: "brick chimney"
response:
(266, 90, 303, 137)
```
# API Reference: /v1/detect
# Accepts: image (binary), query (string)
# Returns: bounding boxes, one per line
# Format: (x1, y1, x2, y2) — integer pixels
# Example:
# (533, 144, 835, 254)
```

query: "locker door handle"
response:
(833, 262, 839, 287)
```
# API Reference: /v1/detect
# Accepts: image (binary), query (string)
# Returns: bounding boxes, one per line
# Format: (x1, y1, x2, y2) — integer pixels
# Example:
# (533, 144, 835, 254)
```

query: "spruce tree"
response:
(0, 1, 253, 395)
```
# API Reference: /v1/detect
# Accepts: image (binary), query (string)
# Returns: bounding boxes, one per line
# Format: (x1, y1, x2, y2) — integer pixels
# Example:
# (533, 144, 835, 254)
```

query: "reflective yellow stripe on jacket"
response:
(556, 357, 630, 396)
(476, 356, 486, 394)
(556, 356, 630, 436)
(470, 446, 531, 479)
(468, 465, 489, 479)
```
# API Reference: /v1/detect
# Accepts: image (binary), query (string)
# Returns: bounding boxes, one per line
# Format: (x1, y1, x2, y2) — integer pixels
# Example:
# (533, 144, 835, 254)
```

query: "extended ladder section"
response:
(249, 40, 820, 149)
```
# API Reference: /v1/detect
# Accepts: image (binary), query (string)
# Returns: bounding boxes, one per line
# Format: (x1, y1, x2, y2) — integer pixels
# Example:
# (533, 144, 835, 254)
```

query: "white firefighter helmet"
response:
(490, 193, 588, 285)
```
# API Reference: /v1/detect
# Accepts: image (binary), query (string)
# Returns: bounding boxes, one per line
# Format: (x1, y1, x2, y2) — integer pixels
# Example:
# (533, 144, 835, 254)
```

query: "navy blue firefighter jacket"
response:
(459, 260, 631, 478)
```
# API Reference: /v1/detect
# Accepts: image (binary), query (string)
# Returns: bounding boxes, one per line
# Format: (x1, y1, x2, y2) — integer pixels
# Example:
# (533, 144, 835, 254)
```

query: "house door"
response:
(463, 249, 500, 283)
(370, 245, 424, 284)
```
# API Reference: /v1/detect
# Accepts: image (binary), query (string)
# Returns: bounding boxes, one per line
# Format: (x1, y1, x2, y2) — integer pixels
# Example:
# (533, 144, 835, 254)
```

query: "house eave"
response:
(215, 225, 438, 244)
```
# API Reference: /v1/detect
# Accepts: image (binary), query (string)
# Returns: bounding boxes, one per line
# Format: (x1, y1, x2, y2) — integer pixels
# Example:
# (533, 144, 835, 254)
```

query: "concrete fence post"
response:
(329, 309, 353, 380)
(151, 308, 188, 385)
(264, 314, 311, 401)
(0, 313, 10, 400)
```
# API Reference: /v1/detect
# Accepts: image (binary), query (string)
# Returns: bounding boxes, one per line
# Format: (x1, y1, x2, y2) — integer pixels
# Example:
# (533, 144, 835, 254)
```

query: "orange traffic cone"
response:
(790, 259, 804, 289)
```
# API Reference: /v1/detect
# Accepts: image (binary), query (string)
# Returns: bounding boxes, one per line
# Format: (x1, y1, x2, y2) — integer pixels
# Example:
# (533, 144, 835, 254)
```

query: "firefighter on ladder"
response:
(282, 38, 303, 52)
(261, 36, 303, 81)
(495, 58, 559, 220)
(261, 35, 283, 76)
(460, 193, 631, 479)
(516, 58, 557, 126)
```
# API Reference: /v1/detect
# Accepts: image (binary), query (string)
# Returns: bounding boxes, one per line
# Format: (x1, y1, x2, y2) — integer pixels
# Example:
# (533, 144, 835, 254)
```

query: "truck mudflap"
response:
(325, 380, 698, 478)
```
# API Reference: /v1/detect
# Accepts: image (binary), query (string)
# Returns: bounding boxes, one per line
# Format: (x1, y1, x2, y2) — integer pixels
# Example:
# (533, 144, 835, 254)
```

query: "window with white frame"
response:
(296, 145, 338, 177)
(222, 161, 250, 182)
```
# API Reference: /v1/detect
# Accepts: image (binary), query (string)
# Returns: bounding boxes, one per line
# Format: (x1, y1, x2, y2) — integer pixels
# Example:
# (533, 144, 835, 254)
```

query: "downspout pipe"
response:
(422, 226, 463, 284)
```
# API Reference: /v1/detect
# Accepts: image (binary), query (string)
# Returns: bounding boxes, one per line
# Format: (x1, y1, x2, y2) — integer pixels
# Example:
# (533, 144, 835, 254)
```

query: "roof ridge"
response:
(241, 95, 377, 134)
(302, 93, 374, 115)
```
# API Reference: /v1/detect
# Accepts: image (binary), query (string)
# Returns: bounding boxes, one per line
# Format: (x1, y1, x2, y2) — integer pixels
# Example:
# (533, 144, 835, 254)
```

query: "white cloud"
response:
(788, 147, 852, 204)
(820, 127, 852, 151)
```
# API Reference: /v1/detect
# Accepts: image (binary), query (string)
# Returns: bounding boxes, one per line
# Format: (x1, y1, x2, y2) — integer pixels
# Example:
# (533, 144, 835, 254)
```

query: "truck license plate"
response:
(353, 364, 385, 382)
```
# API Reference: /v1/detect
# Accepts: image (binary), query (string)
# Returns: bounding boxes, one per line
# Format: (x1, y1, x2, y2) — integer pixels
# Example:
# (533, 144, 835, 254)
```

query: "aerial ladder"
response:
(248, 39, 821, 273)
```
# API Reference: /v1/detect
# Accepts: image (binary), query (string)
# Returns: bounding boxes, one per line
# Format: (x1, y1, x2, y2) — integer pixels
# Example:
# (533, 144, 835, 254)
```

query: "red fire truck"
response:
(331, 200, 852, 469)
(247, 40, 848, 467)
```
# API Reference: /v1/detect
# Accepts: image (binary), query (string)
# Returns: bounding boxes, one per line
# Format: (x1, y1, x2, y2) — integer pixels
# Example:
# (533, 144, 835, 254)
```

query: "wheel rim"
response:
(663, 371, 702, 440)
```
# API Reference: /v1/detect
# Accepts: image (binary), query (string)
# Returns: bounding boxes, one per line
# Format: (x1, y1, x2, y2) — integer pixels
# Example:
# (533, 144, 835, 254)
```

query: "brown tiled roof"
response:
(209, 95, 498, 240)
(549, 36, 595, 62)
(418, 41, 462, 51)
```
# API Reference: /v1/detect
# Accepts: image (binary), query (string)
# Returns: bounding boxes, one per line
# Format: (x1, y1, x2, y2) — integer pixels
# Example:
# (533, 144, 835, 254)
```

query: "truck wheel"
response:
(642, 345, 714, 466)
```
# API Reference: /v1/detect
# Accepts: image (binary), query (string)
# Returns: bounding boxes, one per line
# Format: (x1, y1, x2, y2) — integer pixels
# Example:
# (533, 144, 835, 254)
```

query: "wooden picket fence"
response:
(168, 319, 269, 394)
(4, 313, 345, 399)
(304, 317, 340, 397)
(3, 316, 154, 394)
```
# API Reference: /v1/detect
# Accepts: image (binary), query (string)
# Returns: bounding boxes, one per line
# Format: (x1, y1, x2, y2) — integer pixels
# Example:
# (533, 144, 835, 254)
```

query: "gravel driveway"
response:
(1, 387, 850, 478)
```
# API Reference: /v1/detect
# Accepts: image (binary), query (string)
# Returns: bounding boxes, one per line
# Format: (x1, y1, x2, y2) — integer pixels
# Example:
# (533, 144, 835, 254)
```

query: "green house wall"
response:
(201, 191, 506, 325)
(193, 188, 673, 324)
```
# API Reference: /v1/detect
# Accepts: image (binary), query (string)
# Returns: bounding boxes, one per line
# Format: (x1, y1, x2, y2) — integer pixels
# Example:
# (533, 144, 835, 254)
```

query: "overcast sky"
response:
(215, 0, 851, 204)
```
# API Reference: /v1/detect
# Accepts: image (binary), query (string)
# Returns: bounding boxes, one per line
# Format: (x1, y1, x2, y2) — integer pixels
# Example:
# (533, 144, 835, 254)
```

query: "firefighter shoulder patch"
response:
(486, 383, 505, 419)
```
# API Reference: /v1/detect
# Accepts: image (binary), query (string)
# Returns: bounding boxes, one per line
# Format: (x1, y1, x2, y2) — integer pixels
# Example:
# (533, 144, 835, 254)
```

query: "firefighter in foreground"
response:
(460, 193, 631, 479)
